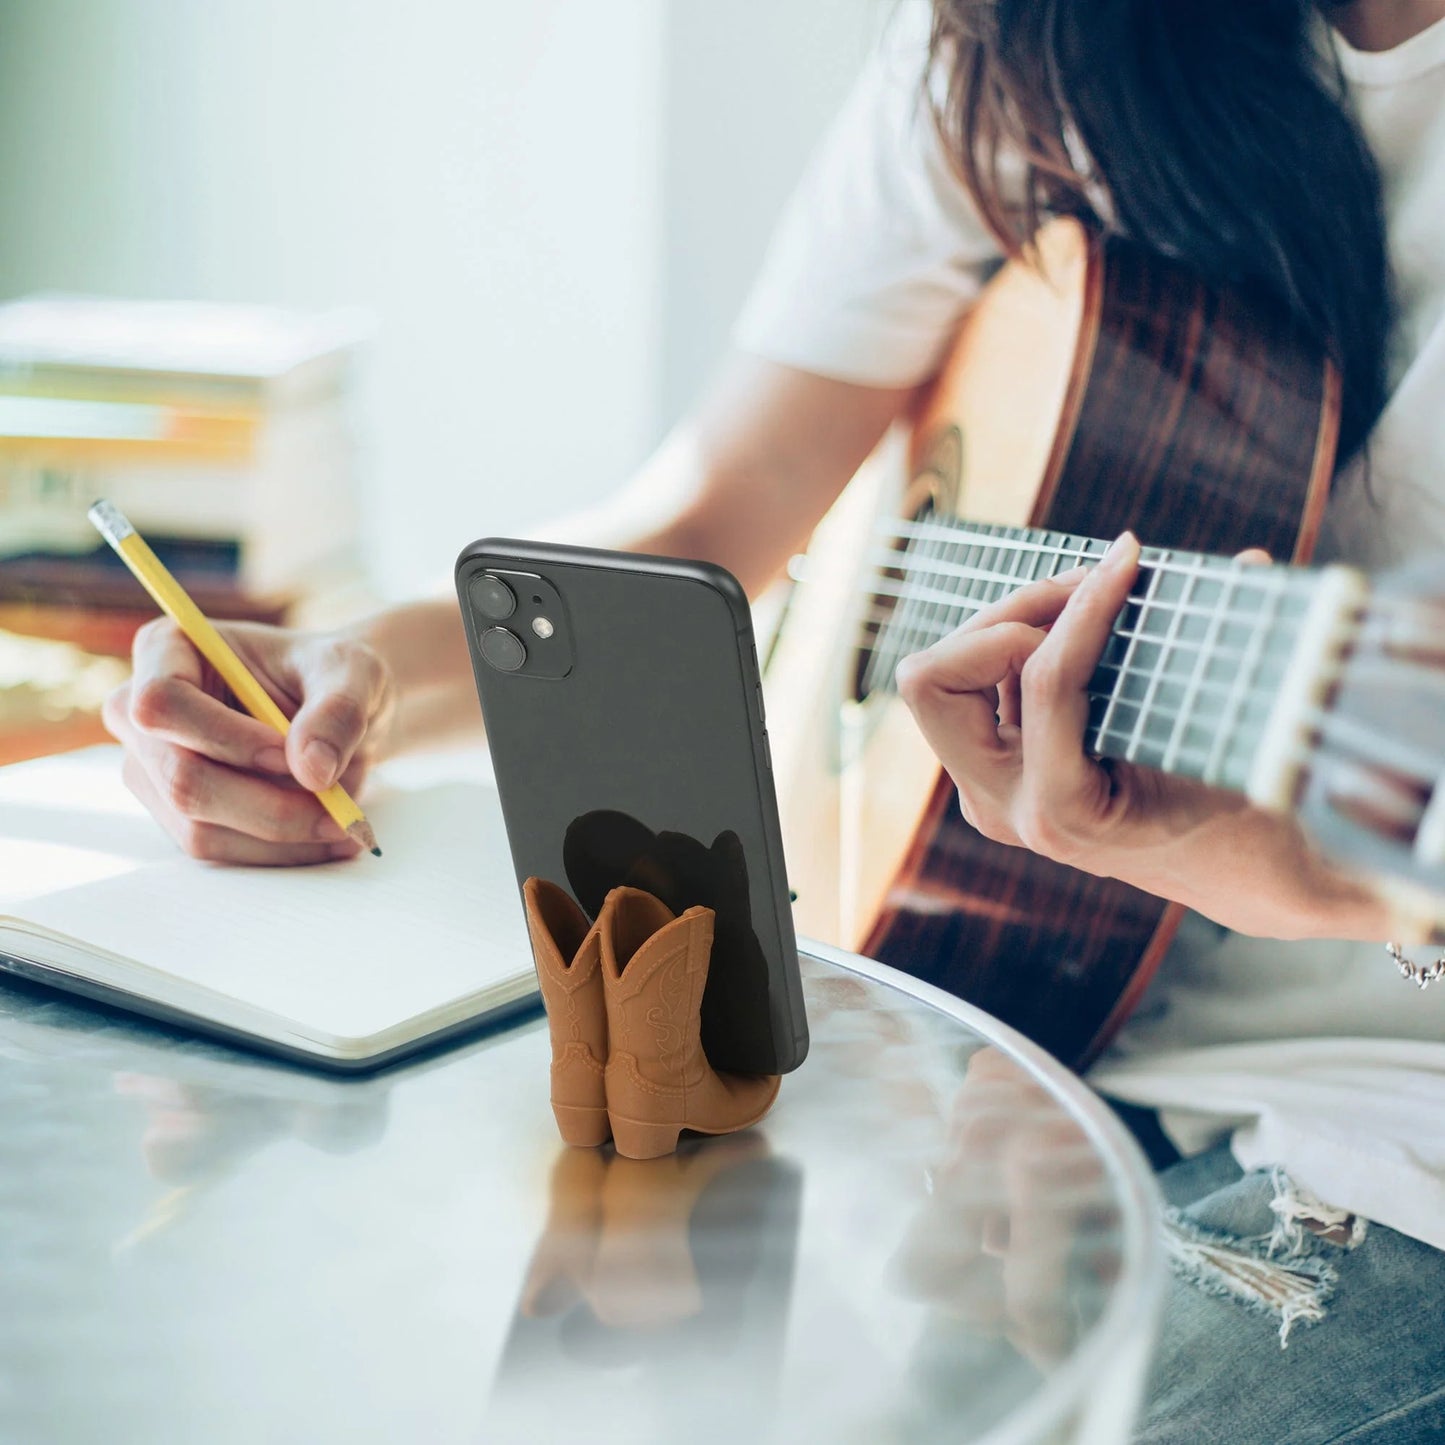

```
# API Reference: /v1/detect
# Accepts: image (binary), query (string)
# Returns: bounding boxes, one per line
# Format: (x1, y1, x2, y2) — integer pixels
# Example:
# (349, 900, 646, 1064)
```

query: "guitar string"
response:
(871, 512, 1315, 616)
(855, 589, 1421, 774)
(1120, 546, 1193, 764)
(1092, 545, 1165, 752)
(904, 503, 956, 685)
(856, 600, 1290, 686)
(855, 534, 1323, 673)
(867, 665, 1418, 788)
(858, 617, 1289, 775)
(854, 625, 1442, 787)
(856, 616, 1265, 708)
(1088, 686, 1445, 786)
(855, 575, 1332, 783)
(1205, 560, 1288, 781)
(856, 603, 1417, 705)
(870, 524, 1426, 626)
(865, 548, 1312, 619)
(1092, 716, 1445, 786)
(871, 505, 946, 695)
(1303, 707, 1445, 783)
(880, 520, 1299, 588)
(865, 602, 1445, 783)
(867, 543, 1312, 612)
(846, 516, 1440, 784)
(868, 524, 1092, 683)
(928, 514, 972, 665)
(875, 515, 937, 697)
(861, 610, 1289, 729)
(884, 522, 1256, 578)
(855, 601, 1433, 684)
(864, 512, 1307, 774)
(858, 574, 1293, 661)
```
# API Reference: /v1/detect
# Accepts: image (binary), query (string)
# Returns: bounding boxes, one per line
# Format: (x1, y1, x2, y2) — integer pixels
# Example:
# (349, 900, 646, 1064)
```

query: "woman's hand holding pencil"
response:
(93, 502, 398, 866)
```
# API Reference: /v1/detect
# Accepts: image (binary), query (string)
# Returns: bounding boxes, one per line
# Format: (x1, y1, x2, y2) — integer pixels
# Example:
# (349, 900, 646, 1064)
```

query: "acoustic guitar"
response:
(766, 217, 1443, 1068)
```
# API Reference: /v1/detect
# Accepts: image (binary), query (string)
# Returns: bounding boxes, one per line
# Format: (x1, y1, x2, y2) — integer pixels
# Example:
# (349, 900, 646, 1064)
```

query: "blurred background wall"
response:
(0, 0, 886, 597)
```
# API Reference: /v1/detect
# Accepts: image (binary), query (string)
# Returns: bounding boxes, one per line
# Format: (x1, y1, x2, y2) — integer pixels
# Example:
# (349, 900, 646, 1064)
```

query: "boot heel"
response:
(552, 1103, 611, 1148)
(609, 1114, 683, 1160)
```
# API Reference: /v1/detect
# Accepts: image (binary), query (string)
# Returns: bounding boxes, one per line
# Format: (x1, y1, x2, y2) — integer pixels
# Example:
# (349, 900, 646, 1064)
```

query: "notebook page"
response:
(0, 750, 534, 1041)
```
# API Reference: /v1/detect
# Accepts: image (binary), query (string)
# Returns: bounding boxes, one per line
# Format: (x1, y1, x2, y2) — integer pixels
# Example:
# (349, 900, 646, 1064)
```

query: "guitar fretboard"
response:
(864, 517, 1320, 793)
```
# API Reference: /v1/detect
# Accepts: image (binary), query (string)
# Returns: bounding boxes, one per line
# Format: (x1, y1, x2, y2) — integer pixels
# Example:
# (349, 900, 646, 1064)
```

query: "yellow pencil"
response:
(88, 498, 380, 856)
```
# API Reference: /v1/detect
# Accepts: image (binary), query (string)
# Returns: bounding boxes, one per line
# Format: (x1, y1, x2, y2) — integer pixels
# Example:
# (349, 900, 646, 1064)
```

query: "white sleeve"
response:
(733, 8, 1002, 389)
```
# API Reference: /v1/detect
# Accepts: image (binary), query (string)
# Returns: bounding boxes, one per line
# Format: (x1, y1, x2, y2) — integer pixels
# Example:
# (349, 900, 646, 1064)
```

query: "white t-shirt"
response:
(735, 6, 1445, 1248)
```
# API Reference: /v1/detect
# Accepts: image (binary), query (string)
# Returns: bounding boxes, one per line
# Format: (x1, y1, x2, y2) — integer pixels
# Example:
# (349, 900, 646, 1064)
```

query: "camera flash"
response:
(531, 616, 555, 639)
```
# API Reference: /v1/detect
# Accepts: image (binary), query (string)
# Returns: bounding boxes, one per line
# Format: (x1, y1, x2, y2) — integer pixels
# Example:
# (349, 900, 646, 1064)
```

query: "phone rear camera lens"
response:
(472, 575, 516, 620)
(480, 627, 526, 672)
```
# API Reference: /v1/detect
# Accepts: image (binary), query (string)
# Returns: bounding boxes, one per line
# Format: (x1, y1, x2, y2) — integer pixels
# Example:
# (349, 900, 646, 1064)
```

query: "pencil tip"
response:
(346, 819, 380, 855)
(371, 847, 382, 858)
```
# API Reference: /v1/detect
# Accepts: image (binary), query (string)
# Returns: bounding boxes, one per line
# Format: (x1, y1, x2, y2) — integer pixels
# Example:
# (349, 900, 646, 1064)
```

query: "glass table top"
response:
(0, 941, 1163, 1445)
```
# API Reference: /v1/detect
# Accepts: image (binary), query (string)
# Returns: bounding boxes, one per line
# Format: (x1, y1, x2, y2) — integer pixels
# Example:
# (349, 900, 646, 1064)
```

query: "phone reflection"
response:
(489, 1135, 801, 1438)
(563, 810, 772, 1066)
(888, 1046, 1125, 1432)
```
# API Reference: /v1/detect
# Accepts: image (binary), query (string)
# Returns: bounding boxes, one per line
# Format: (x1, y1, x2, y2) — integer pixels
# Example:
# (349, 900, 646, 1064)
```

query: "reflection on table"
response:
(0, 945, 1162, 1444)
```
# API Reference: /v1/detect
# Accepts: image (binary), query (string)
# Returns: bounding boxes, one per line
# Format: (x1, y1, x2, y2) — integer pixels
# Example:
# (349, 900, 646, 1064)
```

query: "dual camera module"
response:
(470, 570, 573, 678)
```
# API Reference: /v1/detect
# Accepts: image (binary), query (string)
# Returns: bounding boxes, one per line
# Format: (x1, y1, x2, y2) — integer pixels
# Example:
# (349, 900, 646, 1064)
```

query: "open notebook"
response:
(0, 748, 539, 1069)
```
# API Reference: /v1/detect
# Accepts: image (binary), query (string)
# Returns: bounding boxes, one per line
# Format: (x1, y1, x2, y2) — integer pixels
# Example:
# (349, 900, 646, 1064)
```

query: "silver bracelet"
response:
(1386, 941, 1445, 989)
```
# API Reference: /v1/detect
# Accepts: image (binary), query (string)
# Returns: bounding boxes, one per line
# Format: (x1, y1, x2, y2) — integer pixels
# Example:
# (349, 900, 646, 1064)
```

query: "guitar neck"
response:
(871, 518, 1334, 795)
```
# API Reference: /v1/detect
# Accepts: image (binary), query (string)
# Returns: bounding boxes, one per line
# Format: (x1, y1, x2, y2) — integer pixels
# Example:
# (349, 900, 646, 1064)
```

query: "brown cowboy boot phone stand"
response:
(524, 878, 780, 1159)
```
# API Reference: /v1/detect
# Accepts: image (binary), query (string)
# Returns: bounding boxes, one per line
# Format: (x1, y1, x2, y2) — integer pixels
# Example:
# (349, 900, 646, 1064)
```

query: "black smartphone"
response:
(455, 538, 807, 1075)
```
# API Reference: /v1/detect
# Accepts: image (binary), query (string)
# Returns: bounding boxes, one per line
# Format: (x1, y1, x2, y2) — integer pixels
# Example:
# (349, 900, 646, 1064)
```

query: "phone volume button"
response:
(761, 730, 772, 771)
(755, 685, 766, 723)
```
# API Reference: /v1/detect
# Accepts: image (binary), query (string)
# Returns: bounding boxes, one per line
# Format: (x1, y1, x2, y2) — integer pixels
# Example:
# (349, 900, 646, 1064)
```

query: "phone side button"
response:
(761, 730, 772, 771)
(755, 685, 767, 723)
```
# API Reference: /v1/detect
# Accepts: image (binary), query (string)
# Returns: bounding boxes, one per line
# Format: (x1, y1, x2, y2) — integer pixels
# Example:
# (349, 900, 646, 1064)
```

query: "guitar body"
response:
(767, 218, 1339, 1067)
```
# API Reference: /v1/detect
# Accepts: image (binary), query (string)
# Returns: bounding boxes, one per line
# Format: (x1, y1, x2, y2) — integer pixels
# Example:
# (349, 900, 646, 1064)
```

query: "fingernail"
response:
(1103, 531, 1138, 565)
(255, 747, 288, 774)
(1052, 564, 1089, 583)
(303, 739, 340, 789)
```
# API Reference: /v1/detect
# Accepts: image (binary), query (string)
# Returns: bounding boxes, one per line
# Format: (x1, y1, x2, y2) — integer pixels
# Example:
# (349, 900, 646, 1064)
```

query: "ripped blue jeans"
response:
(1137, 1146, 1445, 1444)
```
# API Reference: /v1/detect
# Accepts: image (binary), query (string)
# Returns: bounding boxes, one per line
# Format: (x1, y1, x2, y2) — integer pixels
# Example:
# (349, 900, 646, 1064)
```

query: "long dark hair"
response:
(929, 0, 1390, 461)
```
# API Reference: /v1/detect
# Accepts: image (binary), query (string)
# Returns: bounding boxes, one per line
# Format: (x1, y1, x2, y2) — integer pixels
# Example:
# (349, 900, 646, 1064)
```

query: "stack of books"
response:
(0, 295, 367, 644)
(0, 630, 127, 765)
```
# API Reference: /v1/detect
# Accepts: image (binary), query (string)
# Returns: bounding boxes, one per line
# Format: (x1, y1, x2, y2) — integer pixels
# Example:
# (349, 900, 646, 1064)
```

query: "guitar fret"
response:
(911, 516, 950, 677)
(866, 553, 1305, 630)
(905, 513, 947, 669)
(866, 518, 1315, 773)
(1159, 567, 1240, 777)
(885, 521, 1302, 593)
(1202, 577, 1284, 785)
(942, 525, 976, 627)
(903, 525, 940, 677)
(1087, 668, 1244, 708)
(1009, 525, 1032, 594)
(966, 528, 993, 616)
(1093, 723, 1216, 772)
(990, 526, 1017, 617)
(1123, 550, 1192, 762)
(1093, 557, 1160, 753)
(867, 598, 1297, 680)
(1026, 530, 1047, 583)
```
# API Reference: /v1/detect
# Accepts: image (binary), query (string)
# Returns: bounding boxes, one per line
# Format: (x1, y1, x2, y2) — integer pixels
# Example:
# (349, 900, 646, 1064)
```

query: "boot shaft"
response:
(524, 877, 608, 1062)
(598, 887, 714, 1087)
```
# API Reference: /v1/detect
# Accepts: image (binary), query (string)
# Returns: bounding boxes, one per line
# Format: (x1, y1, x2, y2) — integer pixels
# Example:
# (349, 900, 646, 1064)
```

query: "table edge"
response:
(800, 935, 1167, 1444)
